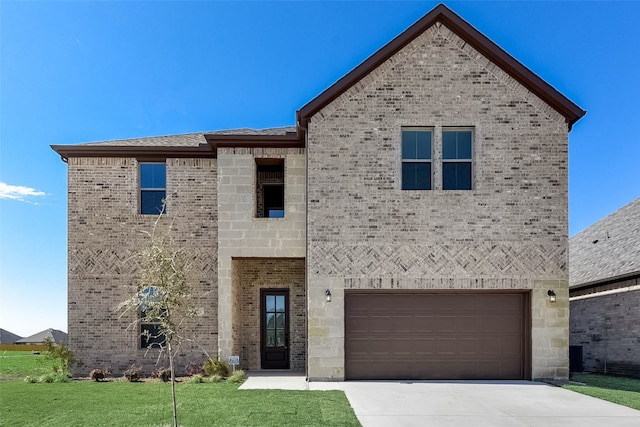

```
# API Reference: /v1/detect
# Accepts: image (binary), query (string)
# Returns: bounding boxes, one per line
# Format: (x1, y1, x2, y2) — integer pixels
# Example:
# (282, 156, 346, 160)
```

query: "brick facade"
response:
(67, 157, 218, 375)
(233, 258, 306, 371)
(57, 5, 582, 381)
(306, 23, 570, 380)
(570, 278, 640, 378)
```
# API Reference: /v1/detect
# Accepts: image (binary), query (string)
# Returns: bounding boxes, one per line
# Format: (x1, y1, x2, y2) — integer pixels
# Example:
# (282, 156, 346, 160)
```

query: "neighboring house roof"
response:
(570, 197, 640, 288)
(0, 328, 22, 344)
(15, 328, 68, 345)
(52, 4, 584, 160)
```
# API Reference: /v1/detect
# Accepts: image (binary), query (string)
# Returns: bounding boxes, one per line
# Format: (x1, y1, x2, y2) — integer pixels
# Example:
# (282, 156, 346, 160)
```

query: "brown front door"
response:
(261, 289, 290, 369)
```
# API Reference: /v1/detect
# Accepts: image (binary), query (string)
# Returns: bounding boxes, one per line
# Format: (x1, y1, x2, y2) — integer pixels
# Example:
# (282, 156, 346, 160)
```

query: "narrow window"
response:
(442, 130, 473, 190)
(140, 286, 165, 349)
(402, 128, 432, 190)
(140, 163, 166, 214)
(256, 159, 284, 218)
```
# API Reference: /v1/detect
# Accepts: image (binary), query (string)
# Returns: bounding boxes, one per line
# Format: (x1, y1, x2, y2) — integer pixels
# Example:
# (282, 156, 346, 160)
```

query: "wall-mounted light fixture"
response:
(547, 290, 556, 303)
(325, 289, 332, 302)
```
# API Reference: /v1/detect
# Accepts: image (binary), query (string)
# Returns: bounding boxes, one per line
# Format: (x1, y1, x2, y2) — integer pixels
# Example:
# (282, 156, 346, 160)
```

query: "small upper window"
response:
(140, 163, 166, 214)
(401, 129, 432, 190)
(256, 159, 284, 218)
(442, 130, 473, 190)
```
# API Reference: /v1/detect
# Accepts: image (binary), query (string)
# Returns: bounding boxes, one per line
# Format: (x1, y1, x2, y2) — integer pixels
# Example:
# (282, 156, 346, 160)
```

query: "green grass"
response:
(0, 350, 358, 426)
(0, 351, 56, 380)
(564, 373, 640, 411)
(0, 380, 359, 426)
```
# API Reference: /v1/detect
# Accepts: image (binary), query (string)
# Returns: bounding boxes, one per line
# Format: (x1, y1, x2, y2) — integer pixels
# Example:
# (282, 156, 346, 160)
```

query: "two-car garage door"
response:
(345, 291, 530, 380)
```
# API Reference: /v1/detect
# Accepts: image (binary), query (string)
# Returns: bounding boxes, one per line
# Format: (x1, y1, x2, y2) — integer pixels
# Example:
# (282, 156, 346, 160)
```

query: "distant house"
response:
(51, 4, 584, 380)
(0, 328, 22, 344)
(569, 197, 640, 378)
(15, 328, 68, 345)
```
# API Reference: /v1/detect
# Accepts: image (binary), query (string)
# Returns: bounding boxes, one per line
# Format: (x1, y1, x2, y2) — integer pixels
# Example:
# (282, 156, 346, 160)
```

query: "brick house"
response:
(52, 4, 584, 380)
(569, 197, 640, 378)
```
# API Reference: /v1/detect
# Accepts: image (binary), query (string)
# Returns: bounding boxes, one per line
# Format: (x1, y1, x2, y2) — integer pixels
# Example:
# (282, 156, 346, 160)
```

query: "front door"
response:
(260, 289, 290, 369)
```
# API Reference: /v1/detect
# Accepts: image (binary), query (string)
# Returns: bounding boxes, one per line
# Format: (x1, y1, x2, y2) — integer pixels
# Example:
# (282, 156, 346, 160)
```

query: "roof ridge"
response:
(297, 3, 584, 130)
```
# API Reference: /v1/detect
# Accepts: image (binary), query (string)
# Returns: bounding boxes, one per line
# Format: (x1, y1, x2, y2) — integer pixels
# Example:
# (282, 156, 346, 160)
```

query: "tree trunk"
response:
(167, 339, 178, 427)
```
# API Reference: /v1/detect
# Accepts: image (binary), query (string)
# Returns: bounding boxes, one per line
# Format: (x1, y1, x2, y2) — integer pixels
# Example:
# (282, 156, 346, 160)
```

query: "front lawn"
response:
(0, 380, 360, 426)
(0, 351, 55, 380)
(564, 373, 640, 411)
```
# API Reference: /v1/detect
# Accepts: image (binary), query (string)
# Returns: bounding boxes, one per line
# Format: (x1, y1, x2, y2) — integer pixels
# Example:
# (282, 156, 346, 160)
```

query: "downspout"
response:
(301, 121, 310, 382)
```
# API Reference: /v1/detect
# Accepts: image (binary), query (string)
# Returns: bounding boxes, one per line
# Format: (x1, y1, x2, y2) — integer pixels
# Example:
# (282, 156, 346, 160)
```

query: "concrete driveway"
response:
(242, 376, 639, 426)
(326, 380, 640, 427)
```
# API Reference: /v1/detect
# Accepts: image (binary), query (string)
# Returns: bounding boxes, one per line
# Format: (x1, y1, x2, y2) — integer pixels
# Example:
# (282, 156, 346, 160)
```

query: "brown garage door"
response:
(345, 291, 529, 380)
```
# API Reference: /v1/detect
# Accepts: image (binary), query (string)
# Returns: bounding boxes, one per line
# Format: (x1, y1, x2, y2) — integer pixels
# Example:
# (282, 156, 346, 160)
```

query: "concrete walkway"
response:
(239, 372, 311, 390)
(241, 376, 640, 426)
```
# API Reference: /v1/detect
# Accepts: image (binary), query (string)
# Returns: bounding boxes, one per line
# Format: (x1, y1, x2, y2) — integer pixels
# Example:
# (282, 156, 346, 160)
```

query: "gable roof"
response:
(51, 126, 298, 161)
(52, 4, 584, 159)
(15, 328, 68, 345)
(570, 197, 640, 288)
(0, 328, 22, 344)
(297, 3, 585, 130)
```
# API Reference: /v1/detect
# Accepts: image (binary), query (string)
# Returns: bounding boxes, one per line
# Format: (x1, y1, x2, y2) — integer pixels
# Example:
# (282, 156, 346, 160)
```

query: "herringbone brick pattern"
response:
(310, 243, 566, 278)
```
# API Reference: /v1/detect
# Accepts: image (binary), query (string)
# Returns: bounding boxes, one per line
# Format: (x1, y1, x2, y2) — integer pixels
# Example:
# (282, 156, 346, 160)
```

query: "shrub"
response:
(185, 361, 203, 376)
(152, 367, 172, 382)
(203, 358, 229, 377)
(41, 338, 76, 374)
(39, 374, 55, 383)
(90, 368, 110, 382)
(208, 374, 224, 383)
(38, 372, 70, 383)
(227, 369, 246, 383)
(189, 374, 205, 384)
(123, 365, 143, 382)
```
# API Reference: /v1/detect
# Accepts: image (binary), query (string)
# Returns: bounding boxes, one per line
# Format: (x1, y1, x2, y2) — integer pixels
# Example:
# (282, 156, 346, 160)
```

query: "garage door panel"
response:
(457, 338, 480, 354)
(345, 292, 528, 380)
(500, 338, 523, 356)
(455, 316, 480, 332)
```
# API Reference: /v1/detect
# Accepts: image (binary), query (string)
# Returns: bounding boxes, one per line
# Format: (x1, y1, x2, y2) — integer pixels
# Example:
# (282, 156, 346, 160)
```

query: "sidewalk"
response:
(239, 372, 344, 391)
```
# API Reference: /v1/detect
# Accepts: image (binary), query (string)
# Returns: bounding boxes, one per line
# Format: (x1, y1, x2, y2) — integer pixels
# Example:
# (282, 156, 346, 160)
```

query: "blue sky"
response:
(1, 1, 638, 337)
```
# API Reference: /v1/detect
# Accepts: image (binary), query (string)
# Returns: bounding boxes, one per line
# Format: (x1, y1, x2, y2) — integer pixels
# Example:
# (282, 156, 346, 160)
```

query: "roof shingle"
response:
(570, 197, 640, 287)
(69, 126, 296, 148)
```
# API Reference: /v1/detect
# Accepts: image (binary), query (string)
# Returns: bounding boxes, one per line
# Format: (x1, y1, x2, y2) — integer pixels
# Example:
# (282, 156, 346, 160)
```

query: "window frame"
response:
(139, 286, 166, 349)
(401, 127, 433, 191)
(442, 128, 474, 191)
(139, 162, 167, 215)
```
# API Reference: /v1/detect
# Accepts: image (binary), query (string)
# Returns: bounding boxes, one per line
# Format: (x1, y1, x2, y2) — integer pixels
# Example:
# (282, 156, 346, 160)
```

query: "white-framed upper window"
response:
(442, 129, 473, 190)
(401, 128, 432, 190)
(139, 162, 166, 214)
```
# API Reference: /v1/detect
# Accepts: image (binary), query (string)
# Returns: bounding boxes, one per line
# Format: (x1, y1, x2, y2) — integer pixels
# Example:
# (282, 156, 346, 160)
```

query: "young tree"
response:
(117, 212, 197, 427)
(41, 337, 75, 375)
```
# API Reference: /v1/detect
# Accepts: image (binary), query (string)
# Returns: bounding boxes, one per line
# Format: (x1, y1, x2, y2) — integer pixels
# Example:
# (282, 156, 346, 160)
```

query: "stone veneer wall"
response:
(570, 278, 640, 378)
(306, 23, 570, 380)
(216, 148, 306, 367)
(232, 258, 306, 371)
(67, 157, 218, 375)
